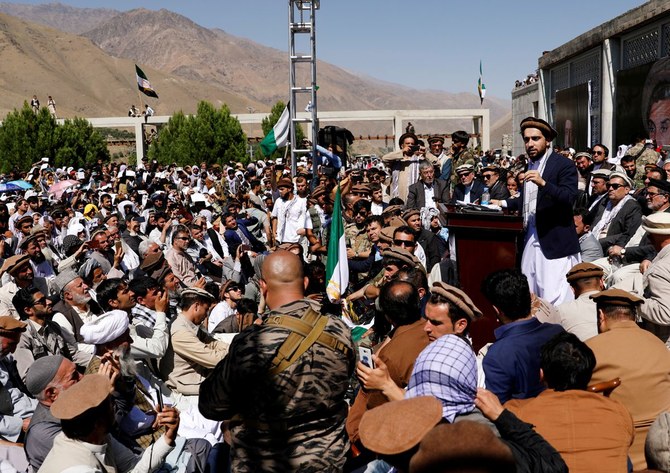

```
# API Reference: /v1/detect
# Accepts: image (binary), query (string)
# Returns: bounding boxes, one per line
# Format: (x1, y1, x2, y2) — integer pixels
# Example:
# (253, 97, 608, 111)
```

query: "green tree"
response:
(260, 101, 305, 161)
(0, 104, 108, 173)
(148, 101, 247, 166)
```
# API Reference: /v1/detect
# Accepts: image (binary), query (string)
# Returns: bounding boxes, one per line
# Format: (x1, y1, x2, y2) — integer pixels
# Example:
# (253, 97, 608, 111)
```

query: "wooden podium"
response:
(445, 208, 524, 351)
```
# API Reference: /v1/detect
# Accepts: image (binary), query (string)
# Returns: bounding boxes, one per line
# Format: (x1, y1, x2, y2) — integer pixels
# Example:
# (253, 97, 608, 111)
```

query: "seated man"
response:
(481, 269, 565, 403)
(556, 263, 603, 341)
(586, 288, 670, 470)
(160, 288, 229, 396)
(505, 332, 634, 473)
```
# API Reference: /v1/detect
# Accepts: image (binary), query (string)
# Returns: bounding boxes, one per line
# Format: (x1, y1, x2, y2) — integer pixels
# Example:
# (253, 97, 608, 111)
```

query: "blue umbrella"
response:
(7, 180, 32, 190)
(0, 183, 23, 193)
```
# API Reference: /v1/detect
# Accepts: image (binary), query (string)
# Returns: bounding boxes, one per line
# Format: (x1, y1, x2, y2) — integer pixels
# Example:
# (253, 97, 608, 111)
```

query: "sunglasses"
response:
(394, 239, 416, 247)
(606, 183, 625, 190)
(593, 151, 604, 155)
(33, 297, 48, 306)
(483, 174, 494, 179)
(457, 172, 473, 177)
(355, 211, 368, 216)
(176, 236, 191, 241)
(227, 287, 242, 292)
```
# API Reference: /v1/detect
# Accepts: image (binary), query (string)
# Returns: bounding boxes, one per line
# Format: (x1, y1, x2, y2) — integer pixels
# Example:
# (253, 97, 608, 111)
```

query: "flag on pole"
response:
(135, 65, 159, 98)
(326, 186, 349, 303)
(478, 60, 486, 105)
(260, 102, 291, 157)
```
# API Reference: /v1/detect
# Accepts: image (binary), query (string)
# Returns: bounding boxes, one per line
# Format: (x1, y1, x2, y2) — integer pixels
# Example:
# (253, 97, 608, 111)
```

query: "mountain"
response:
(0, 12, 264, 119)
(0, 4, 512, 145)
(0, 2, 118, 34)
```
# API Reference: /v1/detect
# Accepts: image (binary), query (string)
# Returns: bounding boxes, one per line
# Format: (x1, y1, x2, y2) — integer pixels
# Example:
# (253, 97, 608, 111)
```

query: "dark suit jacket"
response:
(450, 179, 485, 204)
(223, 224, 266, 256)
(406, 179, 450, 209)
(507, 151, 580, 259)
(488, 179, 510, 201)
(592, 198, 642, 253)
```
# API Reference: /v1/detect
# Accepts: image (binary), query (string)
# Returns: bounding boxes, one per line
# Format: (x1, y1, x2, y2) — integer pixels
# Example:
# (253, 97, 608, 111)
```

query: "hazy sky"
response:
(14, 0, 644, 100)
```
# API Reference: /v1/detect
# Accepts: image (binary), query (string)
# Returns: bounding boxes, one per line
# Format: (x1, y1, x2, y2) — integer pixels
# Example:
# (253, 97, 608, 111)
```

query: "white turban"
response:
(80, 310, 129, 345)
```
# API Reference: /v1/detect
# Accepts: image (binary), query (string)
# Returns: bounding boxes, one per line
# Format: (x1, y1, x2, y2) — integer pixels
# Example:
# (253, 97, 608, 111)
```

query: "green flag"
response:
(326, 186, 348, 302)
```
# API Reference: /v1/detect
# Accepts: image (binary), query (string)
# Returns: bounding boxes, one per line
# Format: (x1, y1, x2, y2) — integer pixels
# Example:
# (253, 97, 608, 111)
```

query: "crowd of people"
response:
(0, 115, 667, 472)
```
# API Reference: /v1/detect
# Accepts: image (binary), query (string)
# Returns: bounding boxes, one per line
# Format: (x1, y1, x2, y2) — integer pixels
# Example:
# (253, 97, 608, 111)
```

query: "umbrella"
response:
(48, 180, 79, 199)
(7, 180, 32, 190)
(0, 183, 23, 193)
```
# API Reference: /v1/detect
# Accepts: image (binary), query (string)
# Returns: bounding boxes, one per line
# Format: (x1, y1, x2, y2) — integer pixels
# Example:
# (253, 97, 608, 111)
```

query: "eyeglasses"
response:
(647, 191, 668, 199)
(176, 236, 191, 241)
(606, 183, 625, 190)
(227, 287, 242, 292)
(355, 211, 368, 216)
(457, 172, 473, 177)
(394, 239, 416, 247)
(483, 174, 493, 179)
(33, 297, 48, 306)
(593, 151, 604, 155)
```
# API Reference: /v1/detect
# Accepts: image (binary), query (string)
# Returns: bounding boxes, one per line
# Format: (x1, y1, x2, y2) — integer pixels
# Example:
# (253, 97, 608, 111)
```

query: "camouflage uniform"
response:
(344, 222, 371, 257)
(449, 149, 477, 188)
(199, 299, 355, 473)
(625, 143, 660, 189)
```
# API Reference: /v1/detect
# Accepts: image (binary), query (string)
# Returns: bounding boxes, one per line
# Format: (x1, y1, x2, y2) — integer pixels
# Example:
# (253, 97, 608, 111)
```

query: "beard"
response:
(115, 345, 137, 378)
(72, 292, 92, 305)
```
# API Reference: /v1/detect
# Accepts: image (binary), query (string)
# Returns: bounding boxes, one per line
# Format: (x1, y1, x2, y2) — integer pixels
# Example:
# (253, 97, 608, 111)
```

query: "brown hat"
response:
(0, 316, 26, 336)
(410, 421, 516, 473)
(151, 265, 174, 284)
(566, 262, 604, 283)
(0, 254, 31, 277)
(520, 116, 558, 141)
(18, 233, 40, 249)
(382, 204, 403, 217)
(351, 184, 371, 194)
(388, 216, 407, 227)
(430, 281, 483, 321)
(311, 186, 327, 200)
(277, 178, 293, 189)
(15, 215, 32, 227)
(359, 396, 443, 455)
(427, 135, 445, 145)
(140, 250, 166, 273)
(51, 374, 112, 420)
(590, 288, 644, 307)
(382, 247, 420, 268)
(402, 209, 420, 221)
(379, 226, 398, 244)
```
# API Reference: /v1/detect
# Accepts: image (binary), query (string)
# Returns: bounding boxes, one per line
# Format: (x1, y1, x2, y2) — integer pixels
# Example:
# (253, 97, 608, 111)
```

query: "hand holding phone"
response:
(358, 347, 375, 369)
(156, 387, 164, 411)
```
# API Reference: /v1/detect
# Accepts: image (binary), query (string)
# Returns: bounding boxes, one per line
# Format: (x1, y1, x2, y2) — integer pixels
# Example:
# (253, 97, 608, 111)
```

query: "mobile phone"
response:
(115, 240, 122, 251)
(156, 387, 164, 411)
(358, 347, 375, 369)
(87, 239, 99, 250)
(275, 164, 285, 171)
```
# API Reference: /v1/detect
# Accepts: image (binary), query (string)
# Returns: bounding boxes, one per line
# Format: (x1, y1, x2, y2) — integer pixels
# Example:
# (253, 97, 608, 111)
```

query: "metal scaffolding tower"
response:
(288, 0, 319, 176)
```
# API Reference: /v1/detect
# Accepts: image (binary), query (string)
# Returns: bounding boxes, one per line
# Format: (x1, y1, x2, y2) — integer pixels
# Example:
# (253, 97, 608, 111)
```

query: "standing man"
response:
(272, 178, 307, 245)
(199, 250, 355, 472)
(426, 135, 451, 182)
(448, 131, 476, 189)
(382, 133, 431, 202)
(493, 117, 581, 304)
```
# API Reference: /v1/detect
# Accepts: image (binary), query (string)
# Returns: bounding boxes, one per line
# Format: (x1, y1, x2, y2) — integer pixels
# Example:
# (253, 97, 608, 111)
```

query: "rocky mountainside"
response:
(0, 2, 118, 34)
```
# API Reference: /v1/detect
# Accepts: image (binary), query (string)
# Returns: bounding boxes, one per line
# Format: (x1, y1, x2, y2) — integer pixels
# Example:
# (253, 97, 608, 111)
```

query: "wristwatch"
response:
(620, 248, 626, 256)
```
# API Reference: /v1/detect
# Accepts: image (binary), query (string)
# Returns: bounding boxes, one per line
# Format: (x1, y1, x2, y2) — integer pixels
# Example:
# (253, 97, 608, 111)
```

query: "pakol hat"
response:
(574, 152, 592, 161)
(642, 212, 670, 235)
(455, 164, 474, 174)
(430, 281, 483, 321)
(181, 287, 215, 301)
(608, 171, 633, 188)
(379, 226, 398, 244)
(18, 233, 40, 250)
(520, 116, 558, 141)
(402, 209, 420, 221)
(140, 251, 166, 273)
(351, 184, 371, 194)
(590, 288, 644, 307)
(590, 169, 611, 180)
(0, 254, 30, 277)
(382, 247, 420, 268)
(427, 135, 445, 145)
(382, 204, 403, 217)
(0, 316, 26, 336)
(277, 178, 293, 189)
(51, 374, 112, 420)
(359, 396, 443, 455)
(566, 262, 604, 283)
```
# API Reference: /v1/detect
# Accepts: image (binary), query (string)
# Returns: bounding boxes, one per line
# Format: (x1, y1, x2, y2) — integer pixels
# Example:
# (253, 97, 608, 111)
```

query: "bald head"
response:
(261, 250, 306, 309)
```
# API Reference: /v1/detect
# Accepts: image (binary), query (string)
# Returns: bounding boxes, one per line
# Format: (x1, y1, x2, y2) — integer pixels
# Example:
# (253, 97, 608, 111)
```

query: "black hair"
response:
(353, 199, 371, 214)
(366, 215, 385, 227)
(379, 280, 420, 326)
(237, 298, 259, 315)
(452, 130, 470, 145)
(388, 197, 405, 206)
(427, 292, 471, 334)
(96, 278, 125, 312)
(128, 277, 159, 299)
(593, 143, 609, 157)
(397, 266, 428, 292)
(12, 286, 41, 320)
(179, 291, 212, 311)
(481, 269, 531, 321)
(61, 398, 112, 440)
(541, 332, 596, 391)
(573, 207, 595, 226)
(394, 225, 416, 238)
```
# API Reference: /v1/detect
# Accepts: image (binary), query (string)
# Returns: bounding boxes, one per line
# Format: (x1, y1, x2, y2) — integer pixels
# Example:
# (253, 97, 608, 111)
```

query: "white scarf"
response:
(591, 194, 633, 239)
(522, 149, 550, 229)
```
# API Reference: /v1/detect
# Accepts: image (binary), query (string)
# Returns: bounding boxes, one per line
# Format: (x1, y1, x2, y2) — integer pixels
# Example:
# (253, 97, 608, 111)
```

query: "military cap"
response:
(140, 251, 166, 273)
(574, 152, 592, 161)
(18, 233, 40, 249)
(0, 316, 26, 336)
(181, 287, 215, 301)
(382, 204, 403, 217)
(648, 178, 670, 194)
(430, 281, 483, 321)
(276, 178, 293, 188)
(51, 209, 67, 219)
(402, 209, 420, 221)
(427, 135, 445, 145)
(642, 212, 670, 235)
(379, 226, 398, 244)
(15, 215, 32, 227)
(566, 262, 604, 283)
(25, 355, 65, 396)
(0, 254, 30, 277)
(351, 184, 371, 194)
(590, 169, 611, 180)
(382, 247, 420, 268)
(520, 116, 557, 141)
(359, 396, 443, 455)
(51, 374, 112, 420)
(455, 164, 475, 174)
(608, 172, 633, 188)
(589, 288, 644, 307)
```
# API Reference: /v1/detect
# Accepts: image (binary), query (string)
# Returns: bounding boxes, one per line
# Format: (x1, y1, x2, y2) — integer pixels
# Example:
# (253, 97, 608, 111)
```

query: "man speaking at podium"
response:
(494, 117, 581, 305)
